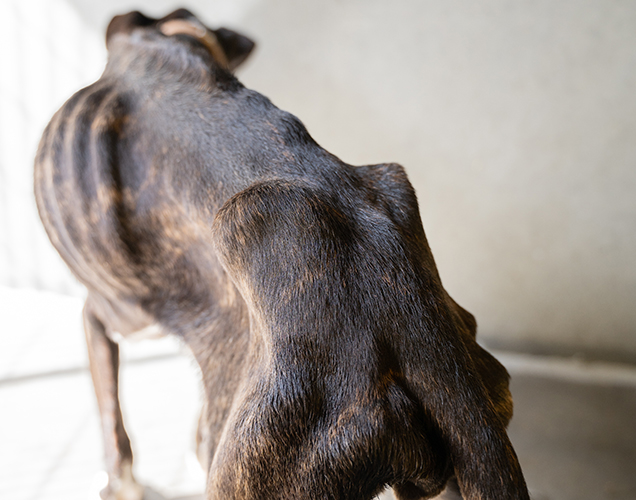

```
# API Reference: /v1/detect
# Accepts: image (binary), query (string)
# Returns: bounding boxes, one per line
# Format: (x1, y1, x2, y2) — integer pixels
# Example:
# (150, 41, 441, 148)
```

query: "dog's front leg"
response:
(83, 298, 143, 500)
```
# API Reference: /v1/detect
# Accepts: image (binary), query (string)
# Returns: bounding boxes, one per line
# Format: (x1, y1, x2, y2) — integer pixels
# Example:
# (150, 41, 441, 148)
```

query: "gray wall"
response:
(50, 0, 636, 362)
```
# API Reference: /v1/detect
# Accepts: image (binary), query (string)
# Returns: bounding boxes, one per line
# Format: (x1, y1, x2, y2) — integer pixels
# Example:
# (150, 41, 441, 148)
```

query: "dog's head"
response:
(105, 8, 255, 72)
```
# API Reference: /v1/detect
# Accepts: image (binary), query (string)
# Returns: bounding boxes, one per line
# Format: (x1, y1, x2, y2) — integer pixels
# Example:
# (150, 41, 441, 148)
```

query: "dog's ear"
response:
(213, 27, 256, 71)
(159, 11, 255, 71)
(161, 8, 197, 22)
(106, 10, 254, 72)
(106, 11, 155, 47)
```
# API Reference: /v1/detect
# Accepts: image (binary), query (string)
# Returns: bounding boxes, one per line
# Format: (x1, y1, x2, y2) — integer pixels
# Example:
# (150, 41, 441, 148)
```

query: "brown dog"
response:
(34, 8, 529, 500)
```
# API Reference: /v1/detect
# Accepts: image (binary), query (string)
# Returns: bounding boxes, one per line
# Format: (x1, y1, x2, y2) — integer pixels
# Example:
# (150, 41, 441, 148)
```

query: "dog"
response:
(34, 8, 529, 500)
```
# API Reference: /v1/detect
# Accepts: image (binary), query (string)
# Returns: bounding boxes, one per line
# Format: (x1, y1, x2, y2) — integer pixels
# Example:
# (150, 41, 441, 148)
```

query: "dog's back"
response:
(34, 9, 528, 500)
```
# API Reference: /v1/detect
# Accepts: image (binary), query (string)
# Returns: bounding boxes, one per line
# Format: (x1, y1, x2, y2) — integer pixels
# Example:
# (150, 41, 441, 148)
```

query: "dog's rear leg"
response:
(83, 300, 144, 500)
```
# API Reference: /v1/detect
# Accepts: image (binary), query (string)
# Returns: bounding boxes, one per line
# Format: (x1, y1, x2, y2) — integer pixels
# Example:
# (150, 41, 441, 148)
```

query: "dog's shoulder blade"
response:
(211, 179, 349, 282)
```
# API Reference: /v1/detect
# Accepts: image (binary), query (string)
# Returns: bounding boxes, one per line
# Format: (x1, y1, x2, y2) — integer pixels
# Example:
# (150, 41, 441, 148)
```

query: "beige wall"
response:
(68, 0, 636, 362)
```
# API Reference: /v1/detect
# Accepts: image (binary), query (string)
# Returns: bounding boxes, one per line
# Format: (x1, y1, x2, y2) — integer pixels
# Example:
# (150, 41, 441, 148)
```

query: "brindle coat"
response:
(34, 8, 529, 500)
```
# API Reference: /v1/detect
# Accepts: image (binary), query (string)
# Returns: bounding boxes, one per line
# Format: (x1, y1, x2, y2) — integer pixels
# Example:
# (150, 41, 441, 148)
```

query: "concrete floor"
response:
(1, 286, 635, 500)
(504, 360, 636, 500)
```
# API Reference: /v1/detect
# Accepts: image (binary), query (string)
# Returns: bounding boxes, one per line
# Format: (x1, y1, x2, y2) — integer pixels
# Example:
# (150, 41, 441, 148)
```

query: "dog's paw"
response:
(100, 481, 145, 500)
(95, 463, 145, 500)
